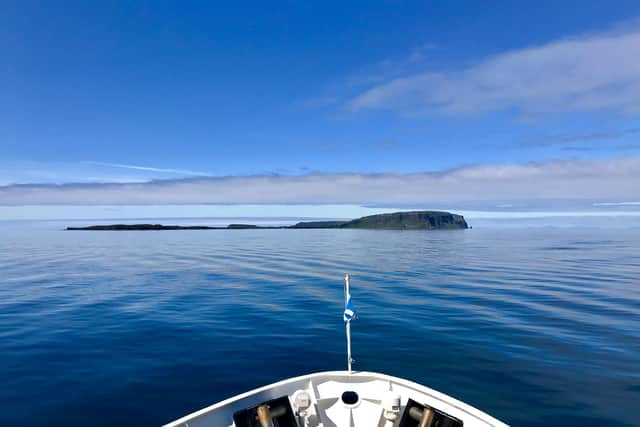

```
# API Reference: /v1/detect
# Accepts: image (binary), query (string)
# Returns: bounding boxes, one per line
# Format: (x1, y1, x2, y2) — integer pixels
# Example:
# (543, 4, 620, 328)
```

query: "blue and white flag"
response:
(343, 296, 356, 322)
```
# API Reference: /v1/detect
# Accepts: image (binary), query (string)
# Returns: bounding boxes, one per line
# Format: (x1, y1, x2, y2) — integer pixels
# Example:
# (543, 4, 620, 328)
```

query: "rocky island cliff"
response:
(67, 210, 468, 231)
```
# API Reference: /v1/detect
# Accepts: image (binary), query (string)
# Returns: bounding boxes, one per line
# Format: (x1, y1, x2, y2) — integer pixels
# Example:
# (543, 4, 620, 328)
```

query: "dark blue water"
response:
(1, 222, 639, 426)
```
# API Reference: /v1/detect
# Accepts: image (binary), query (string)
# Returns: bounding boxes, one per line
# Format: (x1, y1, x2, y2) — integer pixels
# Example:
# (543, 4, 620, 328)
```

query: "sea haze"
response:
(0, 221, 639, 427)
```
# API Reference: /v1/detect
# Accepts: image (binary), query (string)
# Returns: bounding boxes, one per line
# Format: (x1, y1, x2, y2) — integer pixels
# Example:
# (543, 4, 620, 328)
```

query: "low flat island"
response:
(67, 210, 469, 231)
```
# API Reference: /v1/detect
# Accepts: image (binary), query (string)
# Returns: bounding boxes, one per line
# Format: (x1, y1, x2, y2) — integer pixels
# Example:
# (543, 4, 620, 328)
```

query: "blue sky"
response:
(1, 1, 640, 219)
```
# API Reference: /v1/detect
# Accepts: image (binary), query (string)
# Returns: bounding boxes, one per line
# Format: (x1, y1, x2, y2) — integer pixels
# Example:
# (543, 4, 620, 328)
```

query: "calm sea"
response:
(1, 220, 639, 426)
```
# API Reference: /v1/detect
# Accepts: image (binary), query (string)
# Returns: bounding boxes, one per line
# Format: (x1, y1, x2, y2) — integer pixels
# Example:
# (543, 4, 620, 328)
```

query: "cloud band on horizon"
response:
(1, 157, 639, 207)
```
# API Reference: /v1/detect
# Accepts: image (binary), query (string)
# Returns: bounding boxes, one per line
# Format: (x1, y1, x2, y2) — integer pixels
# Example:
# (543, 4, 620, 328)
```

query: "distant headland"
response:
(66, 211, 469, 231)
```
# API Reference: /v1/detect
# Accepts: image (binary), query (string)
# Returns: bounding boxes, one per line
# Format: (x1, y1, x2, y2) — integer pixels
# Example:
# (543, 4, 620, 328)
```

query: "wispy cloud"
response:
(300, 43, 439, 112)
(1, 157, 639, 206)
(593, 201, 640, 206)
(303, 139, 401, 150)
(84, 161, 210, 176)
(560, 144, 640, 152)
(346, 43, 439, 88)
(347, 25, 640, 116)
(297, 95, 341, 110)
(515, 127, 640, 152)
(524, 128, 640, 147)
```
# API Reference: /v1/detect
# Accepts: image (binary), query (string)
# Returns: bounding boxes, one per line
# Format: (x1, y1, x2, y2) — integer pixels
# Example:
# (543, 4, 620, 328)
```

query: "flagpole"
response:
(345, 273, 352, 374)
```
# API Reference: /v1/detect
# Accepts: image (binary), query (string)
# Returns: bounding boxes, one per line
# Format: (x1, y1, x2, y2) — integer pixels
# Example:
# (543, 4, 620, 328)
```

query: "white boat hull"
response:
(164, 371, 509, 427)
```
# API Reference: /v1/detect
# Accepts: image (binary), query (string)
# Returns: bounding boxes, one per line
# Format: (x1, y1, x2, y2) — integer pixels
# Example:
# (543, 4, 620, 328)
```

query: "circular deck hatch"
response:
(341, 391, 359, 405)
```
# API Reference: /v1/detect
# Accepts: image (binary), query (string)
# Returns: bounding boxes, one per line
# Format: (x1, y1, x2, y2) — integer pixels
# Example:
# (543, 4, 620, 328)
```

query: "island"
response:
(66, 210, 469, 231)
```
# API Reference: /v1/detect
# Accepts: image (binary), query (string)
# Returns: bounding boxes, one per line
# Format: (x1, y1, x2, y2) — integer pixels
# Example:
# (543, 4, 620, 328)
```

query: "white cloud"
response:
(1, 157, 639, 206)
(347, 26, 640, 116)
(593, 201, 640, 206)
(84, 161, 210, 176)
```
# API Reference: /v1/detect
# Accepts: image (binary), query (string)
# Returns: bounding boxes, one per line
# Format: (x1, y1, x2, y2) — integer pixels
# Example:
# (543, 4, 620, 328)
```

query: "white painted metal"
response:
(163, 370, 509, 427)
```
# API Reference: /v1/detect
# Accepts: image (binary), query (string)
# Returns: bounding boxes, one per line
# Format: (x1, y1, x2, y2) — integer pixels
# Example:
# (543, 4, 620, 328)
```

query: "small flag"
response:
(343, 296, 356, 322)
